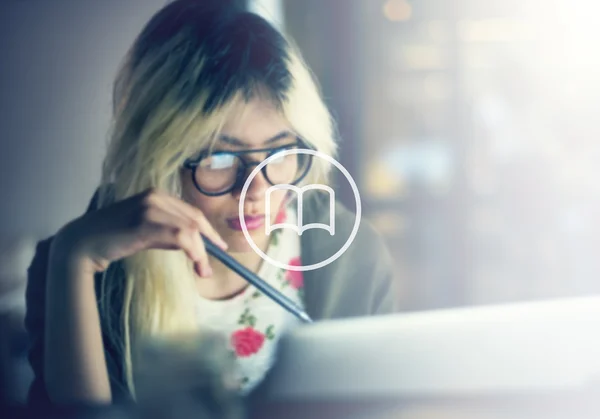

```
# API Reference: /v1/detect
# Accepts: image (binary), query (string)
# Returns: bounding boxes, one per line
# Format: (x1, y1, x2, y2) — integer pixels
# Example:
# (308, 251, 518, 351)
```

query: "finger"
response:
(191, 230, 212, 278)
(162, 195, 228, 251)
(139, 189, 226, 250)
(196, 216, 227, 251)
(141, 207, 206, 267)
(148, 208, 212, 277)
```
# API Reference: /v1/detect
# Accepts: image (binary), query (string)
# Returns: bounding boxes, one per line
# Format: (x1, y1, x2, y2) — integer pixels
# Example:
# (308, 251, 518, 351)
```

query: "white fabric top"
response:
(195, 205, 305, 394)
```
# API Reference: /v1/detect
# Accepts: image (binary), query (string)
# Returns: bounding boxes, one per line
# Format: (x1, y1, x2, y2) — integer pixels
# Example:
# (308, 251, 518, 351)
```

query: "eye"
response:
(269, 145, 296, 164)
(270, 152, 286, 165)
(199, 153, 237, 170)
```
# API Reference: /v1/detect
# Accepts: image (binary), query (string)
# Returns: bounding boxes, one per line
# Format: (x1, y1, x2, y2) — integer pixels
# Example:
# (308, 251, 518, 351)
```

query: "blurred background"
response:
(3, 0, 600, 313)
(1, 0, 600, 403)
(281, 0, 600, 311)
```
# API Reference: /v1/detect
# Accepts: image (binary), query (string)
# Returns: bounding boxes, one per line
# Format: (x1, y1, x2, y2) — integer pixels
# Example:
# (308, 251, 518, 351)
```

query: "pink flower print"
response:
(285, 257, 304, 289)
(231, 327, 265, 357)
(275, 205, 287, 224)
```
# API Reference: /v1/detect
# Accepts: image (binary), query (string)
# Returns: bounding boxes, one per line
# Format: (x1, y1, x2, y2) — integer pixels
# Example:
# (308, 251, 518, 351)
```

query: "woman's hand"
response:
(55, 188, 227, 278)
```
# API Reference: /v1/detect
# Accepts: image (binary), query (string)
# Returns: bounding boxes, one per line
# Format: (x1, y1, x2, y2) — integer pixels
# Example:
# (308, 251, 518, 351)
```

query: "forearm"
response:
(44, 241, 111, 404)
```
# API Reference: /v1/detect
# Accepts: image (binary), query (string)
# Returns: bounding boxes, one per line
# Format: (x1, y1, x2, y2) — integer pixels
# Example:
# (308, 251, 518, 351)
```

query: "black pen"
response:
(201, 235, 313, 324)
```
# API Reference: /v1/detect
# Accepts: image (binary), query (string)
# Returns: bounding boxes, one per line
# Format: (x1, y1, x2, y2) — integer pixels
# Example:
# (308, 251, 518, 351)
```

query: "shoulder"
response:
(25, 235, 56, 328)
(25, 185, 104, 323)
(299, 191, 398, 318)
(25, 241, 129, 405)
(23, 234, 53, 404)
(301, 190, 390, 261)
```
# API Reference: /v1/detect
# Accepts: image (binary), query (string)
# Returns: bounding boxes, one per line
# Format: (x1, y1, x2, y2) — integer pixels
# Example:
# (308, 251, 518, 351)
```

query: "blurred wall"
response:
(0, 0, 168, 239)
(282, 0, 600, 309)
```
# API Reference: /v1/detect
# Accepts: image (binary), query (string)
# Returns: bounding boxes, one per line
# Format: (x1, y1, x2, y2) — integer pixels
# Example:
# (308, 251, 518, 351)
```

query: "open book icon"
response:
(265, 184, 335, 236)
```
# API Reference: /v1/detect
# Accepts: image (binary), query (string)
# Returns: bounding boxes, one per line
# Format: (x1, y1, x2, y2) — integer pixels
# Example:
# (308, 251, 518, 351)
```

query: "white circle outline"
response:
(239, 149, 362, 271)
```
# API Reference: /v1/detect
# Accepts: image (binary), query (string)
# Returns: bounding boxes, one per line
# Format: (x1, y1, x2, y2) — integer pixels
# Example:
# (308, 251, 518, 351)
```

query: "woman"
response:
(24, 0, 398, 408)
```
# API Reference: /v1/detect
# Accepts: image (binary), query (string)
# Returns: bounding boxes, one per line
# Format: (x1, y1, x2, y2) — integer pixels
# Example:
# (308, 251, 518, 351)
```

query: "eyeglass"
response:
(183, 138, 313, 196)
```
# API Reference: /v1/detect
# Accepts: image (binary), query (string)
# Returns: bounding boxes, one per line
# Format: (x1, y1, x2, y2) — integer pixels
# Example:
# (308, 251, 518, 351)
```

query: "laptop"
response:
(250, 296, 600, 418)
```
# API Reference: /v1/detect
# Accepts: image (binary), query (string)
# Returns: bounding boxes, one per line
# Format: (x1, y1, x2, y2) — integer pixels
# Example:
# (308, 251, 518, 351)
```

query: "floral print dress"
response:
(195, 203, 305, 394)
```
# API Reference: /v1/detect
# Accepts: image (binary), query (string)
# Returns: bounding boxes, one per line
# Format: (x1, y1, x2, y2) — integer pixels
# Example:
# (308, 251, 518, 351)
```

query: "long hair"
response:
(97, 0, 338, 396)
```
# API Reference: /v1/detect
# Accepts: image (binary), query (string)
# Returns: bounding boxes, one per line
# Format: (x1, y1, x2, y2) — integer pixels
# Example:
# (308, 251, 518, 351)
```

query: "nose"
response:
(232, 163, 270, 202)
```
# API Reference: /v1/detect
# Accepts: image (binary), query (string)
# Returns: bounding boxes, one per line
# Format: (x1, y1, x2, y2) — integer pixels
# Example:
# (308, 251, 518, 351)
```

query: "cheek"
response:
(181, 175, 229, 223)
(180, 172, 197, 203)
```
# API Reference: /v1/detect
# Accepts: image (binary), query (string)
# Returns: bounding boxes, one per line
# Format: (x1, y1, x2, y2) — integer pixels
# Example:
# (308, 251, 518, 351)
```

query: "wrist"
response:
(51, 221, 106, 277)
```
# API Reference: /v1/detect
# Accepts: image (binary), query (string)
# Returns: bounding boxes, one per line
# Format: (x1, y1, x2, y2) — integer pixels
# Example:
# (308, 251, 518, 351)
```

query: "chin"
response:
(228, 241, 254, 253)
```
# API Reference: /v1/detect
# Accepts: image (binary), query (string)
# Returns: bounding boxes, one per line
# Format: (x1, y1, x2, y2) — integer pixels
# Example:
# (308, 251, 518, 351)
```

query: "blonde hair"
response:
(97, 0, 338, 396)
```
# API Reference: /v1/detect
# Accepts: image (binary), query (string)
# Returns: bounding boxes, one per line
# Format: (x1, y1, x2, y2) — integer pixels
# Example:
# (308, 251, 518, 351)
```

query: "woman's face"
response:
(181, 98, 296, 253)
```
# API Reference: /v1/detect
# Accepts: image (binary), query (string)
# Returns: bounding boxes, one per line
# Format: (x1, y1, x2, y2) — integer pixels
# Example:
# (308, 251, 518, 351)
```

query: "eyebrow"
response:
(218, 130, 294, 147)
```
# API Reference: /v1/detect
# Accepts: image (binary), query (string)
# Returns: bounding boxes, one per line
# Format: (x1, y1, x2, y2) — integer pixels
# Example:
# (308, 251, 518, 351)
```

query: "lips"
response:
(227, 214, 265, 231)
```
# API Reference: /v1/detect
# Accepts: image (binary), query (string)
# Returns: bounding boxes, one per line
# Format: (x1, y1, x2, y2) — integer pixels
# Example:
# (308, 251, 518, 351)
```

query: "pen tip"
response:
(300, 312, 313, 324)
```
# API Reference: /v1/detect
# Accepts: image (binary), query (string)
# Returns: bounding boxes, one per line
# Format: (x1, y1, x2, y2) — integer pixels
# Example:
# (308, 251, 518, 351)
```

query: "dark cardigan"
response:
(24, 189, 398, 405)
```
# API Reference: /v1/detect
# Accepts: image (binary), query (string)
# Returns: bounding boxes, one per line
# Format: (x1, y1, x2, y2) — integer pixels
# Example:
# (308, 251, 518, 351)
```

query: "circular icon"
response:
(239, 148, 362, 271)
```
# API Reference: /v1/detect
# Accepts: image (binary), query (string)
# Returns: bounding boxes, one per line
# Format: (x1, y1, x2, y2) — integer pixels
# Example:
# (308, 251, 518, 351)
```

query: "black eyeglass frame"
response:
(183, 137, 314, 196)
